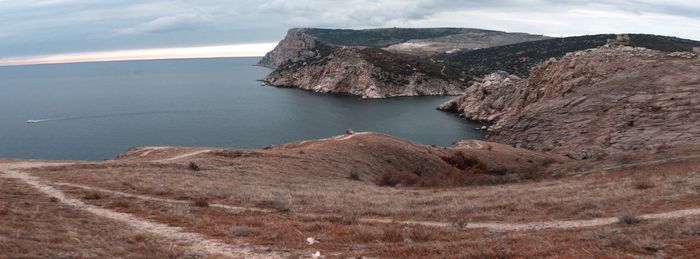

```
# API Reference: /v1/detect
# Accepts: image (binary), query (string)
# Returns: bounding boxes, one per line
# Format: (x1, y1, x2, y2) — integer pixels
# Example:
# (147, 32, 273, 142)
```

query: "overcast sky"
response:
(1, 0, 699, 61)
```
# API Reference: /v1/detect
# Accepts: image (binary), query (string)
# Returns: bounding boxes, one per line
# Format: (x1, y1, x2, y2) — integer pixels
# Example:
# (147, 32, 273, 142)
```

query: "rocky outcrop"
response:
(382, 31, 549, 56)
(264, 46, 467, 98)
(258, 28, 318, 69)
(259, 28, 549, 98)
(437, 71, 524, 122)
(441, 45, 700, 159)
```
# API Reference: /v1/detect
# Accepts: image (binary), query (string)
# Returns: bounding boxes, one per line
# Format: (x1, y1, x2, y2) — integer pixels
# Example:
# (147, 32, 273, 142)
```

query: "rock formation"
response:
(440, 45, 700, 159)
(259, 28, 549, 98)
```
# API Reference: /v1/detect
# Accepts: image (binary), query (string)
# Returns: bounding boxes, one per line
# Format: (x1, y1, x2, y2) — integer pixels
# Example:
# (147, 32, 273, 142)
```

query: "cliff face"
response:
(259, 28, 549, 98)
(440, 46, 700, 159)
(258, 29, 318, 69)
(264, 45, 467, 98)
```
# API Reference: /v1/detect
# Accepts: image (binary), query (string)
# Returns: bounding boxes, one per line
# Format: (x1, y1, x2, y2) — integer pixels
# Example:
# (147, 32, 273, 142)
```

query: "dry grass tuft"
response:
(347, 172, 360, 181)
(227, 226, 255, 237)
(256, 199, 290, 213)
(82, 192, 103, 200)
(188, 162, 201, 171)
(632, 179, 655, 190)
(378, 171, 419, 187)
(191, 197, 209, 207)
(441, 151, 482, 170)
(618, 214, 642, 226)
(381, 226, 403, 242)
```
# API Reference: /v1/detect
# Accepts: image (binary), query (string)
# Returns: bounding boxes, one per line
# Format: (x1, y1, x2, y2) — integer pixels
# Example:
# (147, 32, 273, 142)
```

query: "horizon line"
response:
(0, 43, 277, 67)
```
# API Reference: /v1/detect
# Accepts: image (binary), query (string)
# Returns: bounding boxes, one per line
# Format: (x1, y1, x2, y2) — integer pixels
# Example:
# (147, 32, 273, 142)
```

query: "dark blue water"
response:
(0, 57, 483, 160)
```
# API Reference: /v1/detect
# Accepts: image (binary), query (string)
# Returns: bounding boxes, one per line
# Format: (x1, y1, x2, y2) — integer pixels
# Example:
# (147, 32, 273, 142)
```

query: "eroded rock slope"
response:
(441, 45, 700, 159)
(259, 28, 549, 98)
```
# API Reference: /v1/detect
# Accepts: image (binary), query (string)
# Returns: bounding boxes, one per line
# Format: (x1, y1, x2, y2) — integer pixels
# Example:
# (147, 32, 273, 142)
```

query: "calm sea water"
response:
(0, 57, 484, 160)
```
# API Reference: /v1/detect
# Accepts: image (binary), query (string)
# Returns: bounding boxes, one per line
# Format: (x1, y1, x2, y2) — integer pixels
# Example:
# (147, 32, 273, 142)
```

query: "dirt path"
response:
(152, 149, 212, 163)
(54, 178, 700, 232)
(54, 182, 271, 213)
(573, 153, 700, 177)
(0, 162, 286, 259)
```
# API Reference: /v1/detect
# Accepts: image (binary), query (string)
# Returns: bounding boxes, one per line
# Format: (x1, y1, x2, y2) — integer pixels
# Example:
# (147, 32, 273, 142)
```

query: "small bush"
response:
(188, 162, 200, 171)
(111, 199, 131, 208)
(83, 192, 102, 200)
(633, 179, 655, 190)
(406, 226, 432, 242)
(227, 226, 254, 237)
(348, 172, 360, 181)
(192, 197, 209, 207)
(342, 215, 357, 225)
(616, 154, 634, 165)
(377, 171, 420, 187)
(618, 214, 642, 226)
(131, 234, 147, 243)
(381, 227, 403, 242)
(441, 151, 482, 170)
(256, 199, 290, 213)
(378, 174, 398, 187)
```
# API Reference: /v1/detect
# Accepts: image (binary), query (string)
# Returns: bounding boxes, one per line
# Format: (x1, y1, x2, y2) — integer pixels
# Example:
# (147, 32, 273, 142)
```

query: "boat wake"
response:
(25, 110, 201, 124)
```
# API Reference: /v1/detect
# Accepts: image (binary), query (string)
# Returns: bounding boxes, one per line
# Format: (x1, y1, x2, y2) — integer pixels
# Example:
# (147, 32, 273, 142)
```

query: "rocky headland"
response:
(440, 44, 700, 159)
(259, 28, 549, 98)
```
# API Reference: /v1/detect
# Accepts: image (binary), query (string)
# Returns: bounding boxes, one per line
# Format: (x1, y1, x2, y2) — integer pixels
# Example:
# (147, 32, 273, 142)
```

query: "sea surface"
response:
(0, 57, 484, 160)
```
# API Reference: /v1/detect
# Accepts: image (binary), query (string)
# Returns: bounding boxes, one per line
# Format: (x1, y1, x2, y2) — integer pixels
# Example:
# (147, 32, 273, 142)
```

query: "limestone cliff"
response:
(259, 28, 549, 98)
(440, 45, 700, 159)
(263, 46, 467, 98)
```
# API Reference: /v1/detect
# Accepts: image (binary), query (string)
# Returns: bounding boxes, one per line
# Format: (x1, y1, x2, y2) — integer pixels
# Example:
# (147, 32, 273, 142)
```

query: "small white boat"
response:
(25, 120, 42, 123)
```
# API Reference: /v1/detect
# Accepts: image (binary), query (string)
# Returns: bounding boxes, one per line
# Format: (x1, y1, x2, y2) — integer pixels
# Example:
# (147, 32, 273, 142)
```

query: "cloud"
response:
(117, 13, 212, 35)
(0, 0, 698, 57)
(0, 43, 277, 66)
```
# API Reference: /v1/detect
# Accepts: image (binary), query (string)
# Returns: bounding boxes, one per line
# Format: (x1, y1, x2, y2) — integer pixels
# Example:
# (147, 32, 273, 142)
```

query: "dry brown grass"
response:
(9, 136, 700, 257)
(0, 178, 185, 258)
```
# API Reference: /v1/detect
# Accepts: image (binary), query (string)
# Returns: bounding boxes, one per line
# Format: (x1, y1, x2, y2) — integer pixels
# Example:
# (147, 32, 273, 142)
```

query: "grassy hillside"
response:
(440, 34, 700, 78)
(303, 27, 483, 47)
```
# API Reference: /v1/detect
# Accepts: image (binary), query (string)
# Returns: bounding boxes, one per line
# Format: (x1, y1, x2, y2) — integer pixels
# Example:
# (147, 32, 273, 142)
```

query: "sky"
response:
(1, 0, 699, 65)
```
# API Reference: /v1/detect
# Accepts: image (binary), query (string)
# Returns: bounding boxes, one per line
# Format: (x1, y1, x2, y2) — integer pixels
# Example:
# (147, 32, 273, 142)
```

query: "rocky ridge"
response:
(440, 45, 700, 159)
(259, 28, 549, 98)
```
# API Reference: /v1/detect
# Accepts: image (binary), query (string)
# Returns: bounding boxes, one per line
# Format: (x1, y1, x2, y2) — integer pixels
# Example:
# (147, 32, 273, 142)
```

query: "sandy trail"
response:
(0, 162, 285, 259)
(54, 177, 700, 232)
(138, 146, 170, 157)
(54, 182, 271, 213)
(573, 153, 700, 177)
(152, 149, 212, 163)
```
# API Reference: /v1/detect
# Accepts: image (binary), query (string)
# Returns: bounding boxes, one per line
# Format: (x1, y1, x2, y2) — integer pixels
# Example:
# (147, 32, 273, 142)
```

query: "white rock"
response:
(306, 237, 319, 245)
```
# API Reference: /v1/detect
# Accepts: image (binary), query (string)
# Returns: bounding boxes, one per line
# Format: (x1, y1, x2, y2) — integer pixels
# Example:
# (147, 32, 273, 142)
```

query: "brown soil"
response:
(2, 132, 699, 258)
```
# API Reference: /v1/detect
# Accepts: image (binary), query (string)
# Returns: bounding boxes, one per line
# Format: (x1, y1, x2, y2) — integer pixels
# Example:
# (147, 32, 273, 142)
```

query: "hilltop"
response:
(259, 28, 549, 98)
(259, 29, 700, 99)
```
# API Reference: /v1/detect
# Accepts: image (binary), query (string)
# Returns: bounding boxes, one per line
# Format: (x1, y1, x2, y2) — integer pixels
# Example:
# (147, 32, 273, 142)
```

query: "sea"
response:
(0, 57, 484, 160)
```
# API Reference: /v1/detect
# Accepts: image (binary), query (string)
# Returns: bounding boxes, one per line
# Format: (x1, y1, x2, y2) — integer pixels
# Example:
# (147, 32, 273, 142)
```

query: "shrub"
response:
(83, 192, 102, 200)
(192, 197, 209, 207)
(633, 179, 655, 190)
(406, 226, 432, 242)
(378, 174, 397, 187)
(188, 162, 200, 171)
(348, 172, 360, 181)
(616, 154, 634, 165)
(256, 199, 290, 213)
(228, 226, 254, 237)
(441, 151, 482, 170)
(377, 171, 420, 187)
(381, 227, 403, 242)
(618, 214, 642, 226)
